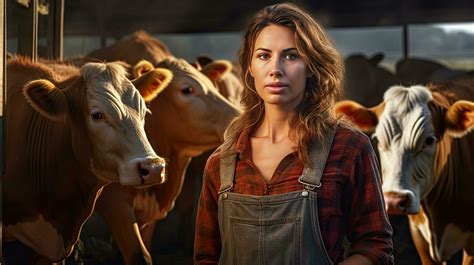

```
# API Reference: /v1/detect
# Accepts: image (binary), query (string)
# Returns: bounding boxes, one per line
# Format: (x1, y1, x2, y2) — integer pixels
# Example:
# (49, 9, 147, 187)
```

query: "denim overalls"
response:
(217, 130, 336, 265)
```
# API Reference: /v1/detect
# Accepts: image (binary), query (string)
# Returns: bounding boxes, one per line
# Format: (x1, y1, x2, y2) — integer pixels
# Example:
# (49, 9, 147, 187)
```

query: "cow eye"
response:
(91, 111, 103, 120)
(423, 136, 437, 149)
(180, 86, 194, 95)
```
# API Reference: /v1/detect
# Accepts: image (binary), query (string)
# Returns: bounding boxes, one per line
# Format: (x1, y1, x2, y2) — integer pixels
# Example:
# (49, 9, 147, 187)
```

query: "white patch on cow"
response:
(377, 85, 439, 214)
(438, 223, 470, 260)
(5, 215, 69, 261)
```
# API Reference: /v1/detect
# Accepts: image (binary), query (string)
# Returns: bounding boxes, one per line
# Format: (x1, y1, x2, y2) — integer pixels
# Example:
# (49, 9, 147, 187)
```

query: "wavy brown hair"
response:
(221, 3, 344, 164)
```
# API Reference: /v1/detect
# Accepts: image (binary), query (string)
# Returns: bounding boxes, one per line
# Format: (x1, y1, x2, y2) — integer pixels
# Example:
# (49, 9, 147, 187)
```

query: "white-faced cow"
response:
(3, 56, 172, 263)
(84, 34, 241, 264)
(334, 79, 474, 264)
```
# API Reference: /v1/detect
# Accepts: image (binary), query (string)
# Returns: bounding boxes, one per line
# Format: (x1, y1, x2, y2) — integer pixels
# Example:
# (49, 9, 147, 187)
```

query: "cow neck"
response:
(428, 134, 474, 227)
(133, 149, 191, 223)
(157, 144, 192, 211)
(426, 89, 474, 229)
(54, 178, 104, 257)
(22, 112, 65, 194)
(143, 95, 204, 215)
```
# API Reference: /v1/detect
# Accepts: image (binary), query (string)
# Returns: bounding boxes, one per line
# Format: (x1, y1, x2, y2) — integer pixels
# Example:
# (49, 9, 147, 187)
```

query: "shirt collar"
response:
(235, 127, 299, 161)
(235, 127, 253, 160)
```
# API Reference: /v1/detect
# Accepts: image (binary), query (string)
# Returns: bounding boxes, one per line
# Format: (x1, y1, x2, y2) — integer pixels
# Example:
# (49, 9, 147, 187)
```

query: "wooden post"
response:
(17, 0, 38, 61)
(401, 0, 409, 59)
(47, 0, 64, 60)
(402, 24, 409, 59)
(1, 0, 6, 260)
(1, 0, 5, 173)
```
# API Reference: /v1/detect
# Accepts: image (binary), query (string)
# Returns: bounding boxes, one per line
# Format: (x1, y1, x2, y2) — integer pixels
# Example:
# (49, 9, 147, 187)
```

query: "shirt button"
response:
(223, 193, 228, 199)
(301, 190, 309, 197)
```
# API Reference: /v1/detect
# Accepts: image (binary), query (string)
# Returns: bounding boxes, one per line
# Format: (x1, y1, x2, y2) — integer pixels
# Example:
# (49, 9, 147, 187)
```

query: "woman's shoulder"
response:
(205, 145, 238, 168)
(333, 123, 372, 149)
(206, 147, 224, 166)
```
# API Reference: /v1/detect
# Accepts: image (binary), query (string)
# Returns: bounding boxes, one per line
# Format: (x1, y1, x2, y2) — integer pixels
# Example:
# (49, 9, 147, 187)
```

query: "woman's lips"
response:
(264, 82, 288, 93)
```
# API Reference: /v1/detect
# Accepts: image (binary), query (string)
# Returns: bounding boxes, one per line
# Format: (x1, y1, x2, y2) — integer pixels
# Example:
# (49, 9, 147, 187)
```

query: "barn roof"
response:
(8, 0, 473, 38)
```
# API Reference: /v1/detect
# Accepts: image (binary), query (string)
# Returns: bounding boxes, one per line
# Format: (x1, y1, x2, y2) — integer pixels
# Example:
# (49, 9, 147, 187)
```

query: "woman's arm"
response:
(194, 157, 222, 265)
(344, 136, 394, 265)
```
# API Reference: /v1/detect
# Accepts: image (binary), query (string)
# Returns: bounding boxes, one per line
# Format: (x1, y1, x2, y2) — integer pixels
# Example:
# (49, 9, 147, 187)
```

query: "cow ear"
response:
(369, 53, 384, 65)
(201, 60, 232, 82)
(133, 60, 155, 78)
(23, 79, 68, 121)
(334, 100, 379, 132)
(445, 100, 474, 137)
(133, 68, 173, 102)
(197, 56, 213, 67)
(190, 61, 202, 71)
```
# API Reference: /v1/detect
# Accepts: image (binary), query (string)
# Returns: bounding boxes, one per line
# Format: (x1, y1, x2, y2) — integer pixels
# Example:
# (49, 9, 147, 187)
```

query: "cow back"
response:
(88, 31, 171, 65)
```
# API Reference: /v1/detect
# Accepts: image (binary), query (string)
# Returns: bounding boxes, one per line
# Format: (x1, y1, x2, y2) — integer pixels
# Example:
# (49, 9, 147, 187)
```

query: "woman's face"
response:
(250, 24, 310, 110)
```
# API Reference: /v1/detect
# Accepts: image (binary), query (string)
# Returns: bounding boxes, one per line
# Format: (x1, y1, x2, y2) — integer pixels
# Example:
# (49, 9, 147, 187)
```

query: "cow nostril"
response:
(138, 164, 149, 177)
(398, 195, 410, 213)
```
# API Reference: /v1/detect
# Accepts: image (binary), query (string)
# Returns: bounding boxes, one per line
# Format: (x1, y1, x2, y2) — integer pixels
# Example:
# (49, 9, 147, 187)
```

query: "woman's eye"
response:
(91, 112, 103, 120)
(181, 86, 194, 95)
(285, 53, 298, 60)
(257, 53, 270, 60)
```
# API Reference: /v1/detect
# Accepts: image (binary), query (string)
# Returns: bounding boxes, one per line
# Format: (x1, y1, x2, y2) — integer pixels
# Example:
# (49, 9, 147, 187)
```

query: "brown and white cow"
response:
(84, 52, 240, 263)
(3, 56, 172, 263)
(334, 80, 474, 264)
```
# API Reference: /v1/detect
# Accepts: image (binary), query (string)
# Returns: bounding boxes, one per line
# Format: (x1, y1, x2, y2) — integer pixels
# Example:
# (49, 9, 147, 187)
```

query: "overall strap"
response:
(218, 154, 237, 194)
(298, 128, 336, 190)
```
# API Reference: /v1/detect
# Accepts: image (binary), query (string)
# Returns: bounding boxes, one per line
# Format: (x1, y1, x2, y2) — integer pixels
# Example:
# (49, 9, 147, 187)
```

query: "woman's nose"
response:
(268, 57, 284, 77)
(270, 60, 283, 77)
(269, 67, 283, 77)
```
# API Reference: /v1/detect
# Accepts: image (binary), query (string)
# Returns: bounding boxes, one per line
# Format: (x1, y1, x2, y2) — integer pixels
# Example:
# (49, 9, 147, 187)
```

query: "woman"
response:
(194, 3, 394, 265)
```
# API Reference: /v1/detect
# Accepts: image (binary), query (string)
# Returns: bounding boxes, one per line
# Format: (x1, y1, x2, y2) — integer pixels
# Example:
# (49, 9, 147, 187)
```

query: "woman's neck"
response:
(253, 106, 296, 144)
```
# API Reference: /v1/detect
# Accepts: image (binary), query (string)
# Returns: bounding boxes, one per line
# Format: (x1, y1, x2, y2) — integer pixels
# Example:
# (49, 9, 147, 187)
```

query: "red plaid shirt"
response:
(194, 126, 394, 265)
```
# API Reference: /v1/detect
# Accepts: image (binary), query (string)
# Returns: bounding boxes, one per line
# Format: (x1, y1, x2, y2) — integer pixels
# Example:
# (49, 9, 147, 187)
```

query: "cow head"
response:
(343, 53, 399, 107)
(23, 62, 173, 186)
(335, 85, 474, 215)
(195, 56, 244, 107)
(134, 58, 241, 157)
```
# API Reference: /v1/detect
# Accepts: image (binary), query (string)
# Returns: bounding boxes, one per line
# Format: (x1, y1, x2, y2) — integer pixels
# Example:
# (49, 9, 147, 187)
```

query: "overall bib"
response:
(217, 130, 336, 265)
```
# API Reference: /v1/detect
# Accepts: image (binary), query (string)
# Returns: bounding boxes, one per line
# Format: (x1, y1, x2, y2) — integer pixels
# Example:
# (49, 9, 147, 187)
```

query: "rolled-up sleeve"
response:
(347, 138, 394, 265)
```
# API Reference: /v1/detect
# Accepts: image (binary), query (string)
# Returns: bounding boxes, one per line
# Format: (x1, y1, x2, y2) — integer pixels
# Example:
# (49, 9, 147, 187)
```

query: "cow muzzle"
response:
(119, 157, 166, 186)
(137, 158, 167, 185)
(384, 191, 417, 215)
